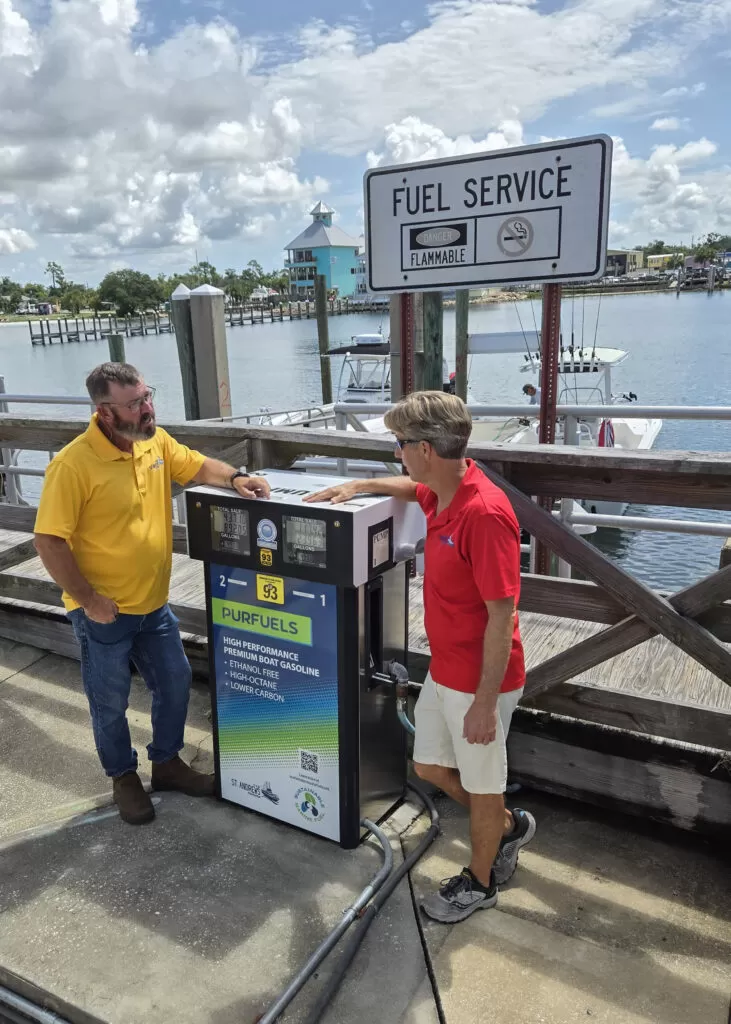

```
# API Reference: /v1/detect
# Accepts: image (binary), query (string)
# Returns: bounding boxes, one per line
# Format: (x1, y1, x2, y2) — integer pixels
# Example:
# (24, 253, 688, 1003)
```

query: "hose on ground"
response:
(0, 984, 71, 1024)
(303, 781, 440, 1024)
(255, 819, 393, 1024)
(396, 681, 416, 735)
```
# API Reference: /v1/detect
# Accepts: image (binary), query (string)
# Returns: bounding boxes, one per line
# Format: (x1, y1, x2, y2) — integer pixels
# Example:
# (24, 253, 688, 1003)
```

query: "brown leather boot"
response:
(113, 771, 155, 825)
(151, 755, 215, 796)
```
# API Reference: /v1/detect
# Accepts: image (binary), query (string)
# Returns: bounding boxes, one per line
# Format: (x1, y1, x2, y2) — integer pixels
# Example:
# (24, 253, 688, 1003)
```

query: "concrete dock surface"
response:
(1, 639, 728, 1024)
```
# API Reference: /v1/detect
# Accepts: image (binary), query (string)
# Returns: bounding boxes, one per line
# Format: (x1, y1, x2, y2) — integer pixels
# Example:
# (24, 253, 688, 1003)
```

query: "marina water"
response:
(1, 290, 729, 590)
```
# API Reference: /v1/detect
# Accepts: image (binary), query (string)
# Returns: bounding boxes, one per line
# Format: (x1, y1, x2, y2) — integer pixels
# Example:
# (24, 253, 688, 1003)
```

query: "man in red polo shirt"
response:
(305, 391, 535, 924)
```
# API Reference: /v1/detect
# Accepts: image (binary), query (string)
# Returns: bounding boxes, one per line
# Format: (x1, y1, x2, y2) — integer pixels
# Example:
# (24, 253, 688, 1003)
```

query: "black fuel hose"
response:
(303, 781, 440, 1024)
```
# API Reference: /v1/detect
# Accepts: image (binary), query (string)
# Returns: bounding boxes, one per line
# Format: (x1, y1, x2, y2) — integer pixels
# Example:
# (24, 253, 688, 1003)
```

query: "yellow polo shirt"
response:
(34, 416, 206, 615)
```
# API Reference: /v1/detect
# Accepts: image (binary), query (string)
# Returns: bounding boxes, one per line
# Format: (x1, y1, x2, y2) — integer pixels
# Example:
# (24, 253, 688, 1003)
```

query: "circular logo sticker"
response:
(295, 787, 325, 823)
(257, 518, 278, 546)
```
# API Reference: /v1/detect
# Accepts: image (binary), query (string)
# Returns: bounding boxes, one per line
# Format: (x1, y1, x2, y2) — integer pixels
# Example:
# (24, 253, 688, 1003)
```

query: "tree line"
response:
(2, 233, 728, 317)
(640, 233, 731, 267)
(0, 260, 289, 316)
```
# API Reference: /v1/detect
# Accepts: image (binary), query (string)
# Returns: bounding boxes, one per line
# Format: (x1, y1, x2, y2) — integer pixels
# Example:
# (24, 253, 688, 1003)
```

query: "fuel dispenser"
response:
(186, 469, 426, 849)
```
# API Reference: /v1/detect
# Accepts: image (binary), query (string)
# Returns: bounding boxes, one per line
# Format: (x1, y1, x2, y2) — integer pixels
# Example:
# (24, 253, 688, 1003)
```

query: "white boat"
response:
(466, 334, 662, 515)
(334, 330, 476, 405)
(248, 330, 661, 516)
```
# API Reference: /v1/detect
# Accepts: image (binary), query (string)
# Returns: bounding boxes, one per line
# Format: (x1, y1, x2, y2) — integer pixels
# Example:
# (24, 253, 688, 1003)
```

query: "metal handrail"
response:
(334, 402, 731, 420)
(565, 510, 731, 539)
(0, 394, 92, 406)
(0, 392, 93, 505)
(195, 404, 335, 426)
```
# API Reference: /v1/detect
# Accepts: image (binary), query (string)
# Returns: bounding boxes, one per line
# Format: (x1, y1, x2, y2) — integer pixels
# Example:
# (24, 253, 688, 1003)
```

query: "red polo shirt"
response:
(416, 460, 525, 695)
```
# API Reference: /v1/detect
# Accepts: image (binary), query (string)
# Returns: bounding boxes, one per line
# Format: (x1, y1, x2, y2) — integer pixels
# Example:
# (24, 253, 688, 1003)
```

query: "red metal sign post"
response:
(535, 283, 562, 574)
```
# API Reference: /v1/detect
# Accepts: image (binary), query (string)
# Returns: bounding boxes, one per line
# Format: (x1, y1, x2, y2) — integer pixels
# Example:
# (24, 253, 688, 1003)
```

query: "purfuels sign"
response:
(364, 135, 612, 291)
(211, 564, 341, 842)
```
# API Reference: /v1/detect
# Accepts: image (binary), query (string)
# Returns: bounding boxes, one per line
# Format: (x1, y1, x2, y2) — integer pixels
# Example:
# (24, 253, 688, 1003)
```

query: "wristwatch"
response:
(229, 470, 249, 488)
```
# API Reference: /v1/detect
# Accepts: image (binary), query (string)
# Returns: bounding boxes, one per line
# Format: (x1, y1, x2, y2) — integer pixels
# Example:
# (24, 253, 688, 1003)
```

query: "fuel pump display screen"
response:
(211, 506, 251, 556)
(283, 515, 327, 570)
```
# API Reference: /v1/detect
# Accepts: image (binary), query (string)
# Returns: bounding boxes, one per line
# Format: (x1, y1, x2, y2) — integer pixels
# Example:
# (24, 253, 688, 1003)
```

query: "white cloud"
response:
(593, 81, 707, 119)
(0, 0, 34, 58)
(0, 225, 35, 254)
(649, 138, 716, 167)
(270, 0, 731, 155)
(609, 134, 728, 242)
(662, 82, 706, 99)
(0, 0, 730, 272)
(366, 117, 524, 167)
(650, 117, 684, 131)
(0, 0, 323, 263)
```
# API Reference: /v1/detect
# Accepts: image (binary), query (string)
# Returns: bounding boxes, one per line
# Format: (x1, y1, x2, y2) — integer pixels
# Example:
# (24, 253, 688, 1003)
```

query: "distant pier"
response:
(27, 297, 390, 346)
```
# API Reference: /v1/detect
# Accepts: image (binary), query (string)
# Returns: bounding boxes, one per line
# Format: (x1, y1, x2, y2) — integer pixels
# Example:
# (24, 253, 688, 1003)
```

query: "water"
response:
(1, 290, 729, 589)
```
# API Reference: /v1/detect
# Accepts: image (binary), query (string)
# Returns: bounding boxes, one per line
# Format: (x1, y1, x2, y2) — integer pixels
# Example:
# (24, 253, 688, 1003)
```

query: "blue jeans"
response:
(69, 604, 192, 778)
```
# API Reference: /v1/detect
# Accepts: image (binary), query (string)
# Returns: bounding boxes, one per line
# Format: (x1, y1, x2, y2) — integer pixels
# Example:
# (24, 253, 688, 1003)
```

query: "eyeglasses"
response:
(394, 438, 425, 450)
(101, 387, 156, 412)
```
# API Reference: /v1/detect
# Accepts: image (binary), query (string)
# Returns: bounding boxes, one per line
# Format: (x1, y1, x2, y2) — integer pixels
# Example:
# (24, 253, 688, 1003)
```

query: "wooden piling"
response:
(190, 284, 232, 419)
(421, 292, 444, 392)
(721, 539, 731, 569)
(315, 275, 333, 405)
(171, 285, 200, 421)
(108, 333, 126, 363)
(455, 289, 469, 402)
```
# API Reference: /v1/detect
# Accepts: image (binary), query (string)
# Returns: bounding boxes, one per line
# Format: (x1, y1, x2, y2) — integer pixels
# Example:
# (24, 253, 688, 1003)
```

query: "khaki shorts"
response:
(413, 673, 523, 795)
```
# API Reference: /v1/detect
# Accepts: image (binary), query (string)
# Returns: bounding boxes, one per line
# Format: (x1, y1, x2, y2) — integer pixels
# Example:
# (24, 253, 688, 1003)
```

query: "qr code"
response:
(300, 750, 319, 774)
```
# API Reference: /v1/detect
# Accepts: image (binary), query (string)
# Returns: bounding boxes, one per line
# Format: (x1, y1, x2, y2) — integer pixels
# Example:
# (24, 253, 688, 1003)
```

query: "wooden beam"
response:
(526, 680, 731, 752)
(478, 461, 731, 686)
(0, 601, 208, 676)
(0, 538, 37, 572)
(2, 584, 728, 756)
(524, 563, 731, 697)
(10, 566, 717, 652)
(2, 413, 730, 507)
(0, 574, 205, 636)
(518, 574, 731, 639)
(508, 707, 731, 838)
(0, 504, 189, 553)
(0, 506, 44, 534)
(520, 574, 625, 623)
(407, 648, 731, 750)
(509, 465, 731, 512)
(0, 588, 728, 756)
(0, 417, 265, 459)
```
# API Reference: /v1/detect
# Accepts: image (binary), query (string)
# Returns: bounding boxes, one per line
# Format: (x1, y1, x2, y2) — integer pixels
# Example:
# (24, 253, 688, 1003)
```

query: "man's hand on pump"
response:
(303, 481, 361, 505)
(231, 474, 271, 500)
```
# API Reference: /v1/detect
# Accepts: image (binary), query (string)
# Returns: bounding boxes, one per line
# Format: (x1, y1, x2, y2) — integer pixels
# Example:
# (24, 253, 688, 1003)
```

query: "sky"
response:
(1, 0, 730, 286)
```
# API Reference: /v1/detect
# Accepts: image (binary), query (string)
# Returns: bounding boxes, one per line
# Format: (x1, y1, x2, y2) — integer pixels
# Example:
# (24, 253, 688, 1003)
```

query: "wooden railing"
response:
(0, 415, 729, 834)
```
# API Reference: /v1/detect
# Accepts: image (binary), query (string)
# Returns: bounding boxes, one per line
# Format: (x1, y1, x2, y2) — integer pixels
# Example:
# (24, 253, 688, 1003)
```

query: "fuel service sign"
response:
(364, 134, 612, 290)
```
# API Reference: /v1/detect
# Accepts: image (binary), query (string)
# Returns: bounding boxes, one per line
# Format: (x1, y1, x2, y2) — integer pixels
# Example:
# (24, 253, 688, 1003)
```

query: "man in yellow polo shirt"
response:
(34, 362, 270, 825)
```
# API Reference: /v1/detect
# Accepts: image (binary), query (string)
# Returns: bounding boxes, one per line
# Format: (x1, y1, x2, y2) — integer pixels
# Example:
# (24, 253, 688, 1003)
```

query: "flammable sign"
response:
(403, 220, 475, 269)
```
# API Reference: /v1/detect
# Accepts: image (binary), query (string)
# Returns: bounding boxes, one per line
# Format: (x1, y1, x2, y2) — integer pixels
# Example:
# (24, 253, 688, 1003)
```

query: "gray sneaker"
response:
(420, 869, 498, 923)
(493, 808, 536, 885)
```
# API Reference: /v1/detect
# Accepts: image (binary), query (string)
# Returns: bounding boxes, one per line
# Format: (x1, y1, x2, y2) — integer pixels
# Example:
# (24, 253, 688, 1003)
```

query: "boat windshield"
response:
(337, 354, 391, 399)
(558, 380, 607, 405)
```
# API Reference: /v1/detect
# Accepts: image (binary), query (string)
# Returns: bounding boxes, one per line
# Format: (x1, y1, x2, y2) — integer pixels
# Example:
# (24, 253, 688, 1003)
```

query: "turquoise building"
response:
(285, 202, 361, 299)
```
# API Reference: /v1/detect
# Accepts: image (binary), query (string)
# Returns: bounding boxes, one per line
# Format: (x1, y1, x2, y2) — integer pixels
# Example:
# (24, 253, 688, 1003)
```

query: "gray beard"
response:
(111, 411, 156, 441)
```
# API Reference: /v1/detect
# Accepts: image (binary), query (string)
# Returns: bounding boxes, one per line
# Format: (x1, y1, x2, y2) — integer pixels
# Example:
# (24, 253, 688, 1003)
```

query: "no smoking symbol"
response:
(497, 216, 534, 258)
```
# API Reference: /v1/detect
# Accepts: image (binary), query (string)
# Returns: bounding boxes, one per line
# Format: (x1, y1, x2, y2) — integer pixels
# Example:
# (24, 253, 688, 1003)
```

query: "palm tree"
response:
(45, 261, 65, 290)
